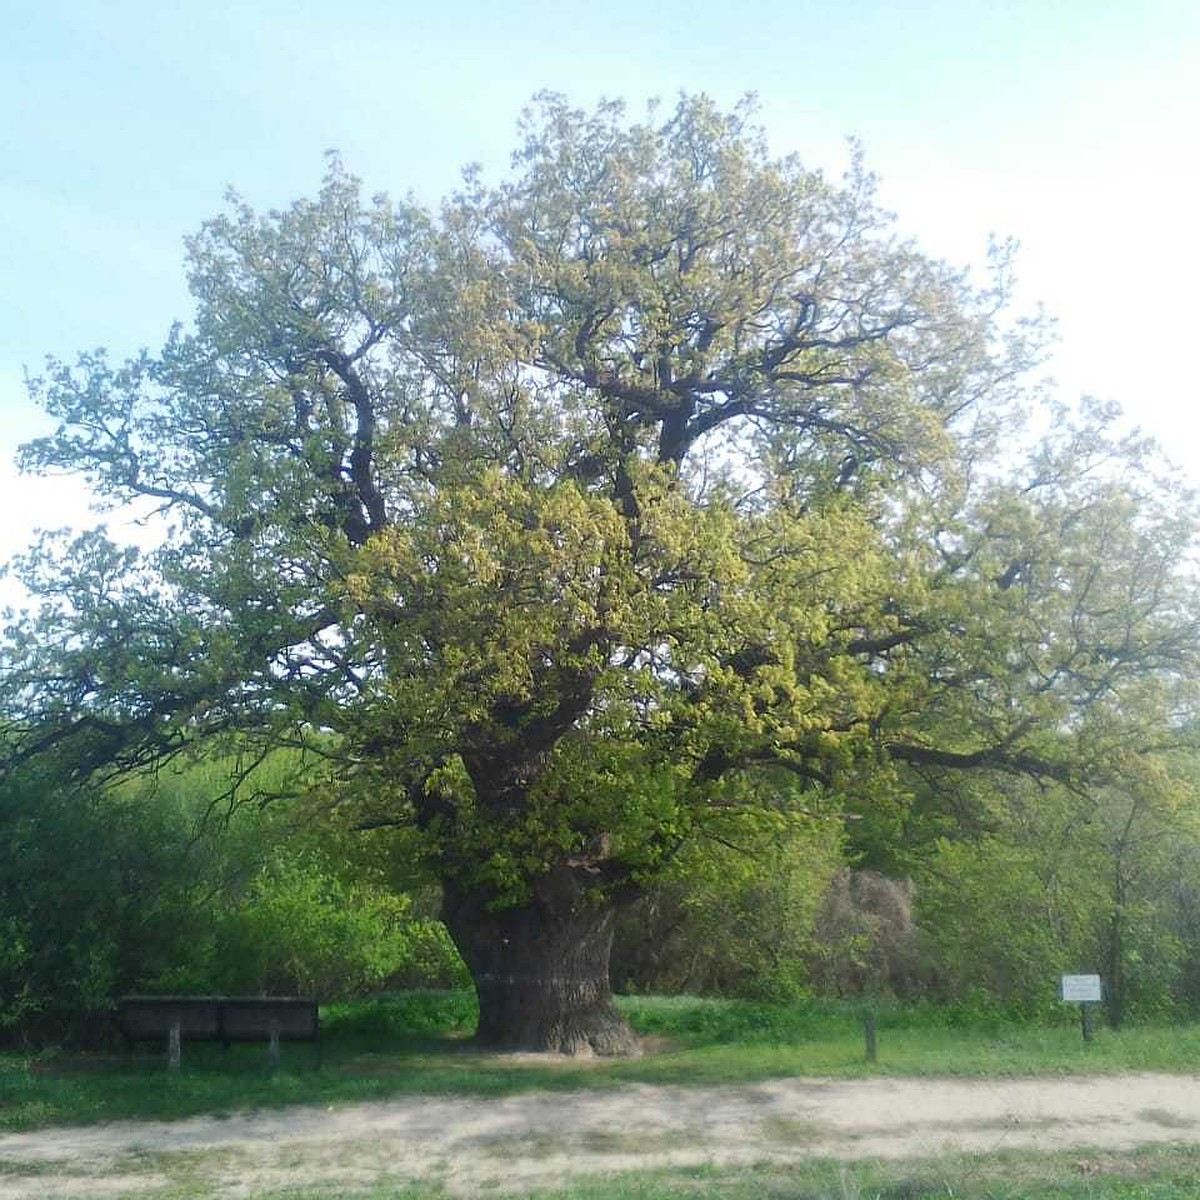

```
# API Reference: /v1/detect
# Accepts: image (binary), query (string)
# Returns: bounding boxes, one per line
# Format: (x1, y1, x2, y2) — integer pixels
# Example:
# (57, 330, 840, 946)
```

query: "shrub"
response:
(808, 869, 921, 1000)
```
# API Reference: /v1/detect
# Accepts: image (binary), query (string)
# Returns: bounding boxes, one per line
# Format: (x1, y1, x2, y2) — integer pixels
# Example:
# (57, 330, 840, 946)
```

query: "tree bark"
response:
(441, 869, 641, 1057)
(1106, 864, 1127, 1030)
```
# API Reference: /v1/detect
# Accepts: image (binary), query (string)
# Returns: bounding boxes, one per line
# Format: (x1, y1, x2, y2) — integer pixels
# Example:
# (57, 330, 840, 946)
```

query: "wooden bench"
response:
(119, 996, 319, 1069)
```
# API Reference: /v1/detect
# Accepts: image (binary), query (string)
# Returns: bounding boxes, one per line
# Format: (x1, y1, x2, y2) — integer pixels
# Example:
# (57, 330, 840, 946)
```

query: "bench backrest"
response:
(119, 996, 319, 1042)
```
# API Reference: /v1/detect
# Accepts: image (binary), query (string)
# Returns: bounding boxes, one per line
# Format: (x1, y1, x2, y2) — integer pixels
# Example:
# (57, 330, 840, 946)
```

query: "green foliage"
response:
(910, 766, 1200, 1023)
(613, 798, 842, 1001)
(916, 835, 1094, 1019)
(322, 989, 478, 1040)
(155, 851, 467, 1001)
(0, 764, 220, 1038)
(0, 753, 467, 1040)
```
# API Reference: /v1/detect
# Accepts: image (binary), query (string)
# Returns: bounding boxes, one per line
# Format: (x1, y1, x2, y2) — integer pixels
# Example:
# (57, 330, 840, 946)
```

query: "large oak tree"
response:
(5, 95, 1197, 1053)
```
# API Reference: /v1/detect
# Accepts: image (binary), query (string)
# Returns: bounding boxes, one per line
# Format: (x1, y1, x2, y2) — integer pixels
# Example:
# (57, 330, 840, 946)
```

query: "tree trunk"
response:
(1106, 863, 1126, 1030)
(441, 870, 641, 1057)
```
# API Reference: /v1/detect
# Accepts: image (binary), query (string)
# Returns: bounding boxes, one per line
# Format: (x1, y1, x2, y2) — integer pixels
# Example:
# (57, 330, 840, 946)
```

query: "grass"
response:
(5, 1145, 1200, 1199)
(2, 990, 1200, 1135)
(219, 1146, 1200, 1197)
(429, 1145, 1200, 1198)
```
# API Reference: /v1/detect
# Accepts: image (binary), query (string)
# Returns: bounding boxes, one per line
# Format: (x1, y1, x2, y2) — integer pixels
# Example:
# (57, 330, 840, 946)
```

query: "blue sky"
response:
(2, 0, 1198, 593)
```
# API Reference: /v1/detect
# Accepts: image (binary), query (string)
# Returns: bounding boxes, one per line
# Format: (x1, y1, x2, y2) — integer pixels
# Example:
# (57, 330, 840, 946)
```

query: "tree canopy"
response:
(5, 94, 1198, 1052)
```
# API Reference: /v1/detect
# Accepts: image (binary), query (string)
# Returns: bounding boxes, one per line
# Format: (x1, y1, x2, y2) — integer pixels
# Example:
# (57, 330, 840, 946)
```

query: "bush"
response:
(0, 757, 468, 1043)
(322, 989, 478, 1039)
(159, 852, 468, 1001)
(808, 869, 921, 1000)
(0, 767, 222, 1042)
(611, 809, 842, 1001)
(914, 836, 1098, 1020)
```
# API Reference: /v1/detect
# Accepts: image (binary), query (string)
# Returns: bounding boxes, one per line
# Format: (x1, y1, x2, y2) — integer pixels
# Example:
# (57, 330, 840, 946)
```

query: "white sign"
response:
(1061, 974, 1102, 1003)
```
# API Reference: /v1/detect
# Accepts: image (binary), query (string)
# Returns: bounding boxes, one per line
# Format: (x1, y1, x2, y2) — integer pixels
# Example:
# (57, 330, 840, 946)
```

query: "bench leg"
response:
(168, 1019, 181, 1072)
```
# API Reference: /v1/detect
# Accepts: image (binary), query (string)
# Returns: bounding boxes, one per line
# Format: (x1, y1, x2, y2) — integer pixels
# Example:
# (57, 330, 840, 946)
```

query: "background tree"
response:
(4, 95, 1197, 1053)
(911, 757, 1200, 1024)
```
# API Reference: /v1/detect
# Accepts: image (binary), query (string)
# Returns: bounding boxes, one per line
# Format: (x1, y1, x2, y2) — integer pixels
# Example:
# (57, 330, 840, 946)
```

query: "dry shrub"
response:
(809, 869, 920, 999)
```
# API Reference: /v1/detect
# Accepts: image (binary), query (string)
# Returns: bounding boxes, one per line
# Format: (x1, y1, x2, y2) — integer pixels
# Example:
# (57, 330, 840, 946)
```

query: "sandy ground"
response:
(1, 1072, 1199, 1197)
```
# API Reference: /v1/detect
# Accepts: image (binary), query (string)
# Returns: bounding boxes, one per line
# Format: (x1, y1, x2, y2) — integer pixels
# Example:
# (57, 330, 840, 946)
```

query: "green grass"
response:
(2, 991, 1200, 1135)
(466, 1145, 1200, 1199)
(7, 1145, 1200, 1200)
(232, 1146, 1200, 1198)
(537, 1149, 1200, 1199)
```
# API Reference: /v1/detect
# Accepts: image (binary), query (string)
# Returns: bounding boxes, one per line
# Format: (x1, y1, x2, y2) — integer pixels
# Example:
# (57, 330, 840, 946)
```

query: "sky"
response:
(1, 0, 1198, 604)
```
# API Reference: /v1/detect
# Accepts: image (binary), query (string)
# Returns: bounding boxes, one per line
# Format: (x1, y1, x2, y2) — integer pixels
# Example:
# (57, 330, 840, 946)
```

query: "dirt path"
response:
(2, 1073, 1198, 1198)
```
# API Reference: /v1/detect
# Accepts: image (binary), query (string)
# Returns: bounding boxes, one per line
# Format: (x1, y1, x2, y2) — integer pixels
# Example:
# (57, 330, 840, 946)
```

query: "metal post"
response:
(269, 1019, 281, 1070)
(864, 1013, 877, 1063)
(168, 1019, 181, 1071)
(1080, 1002, 1095, 1043)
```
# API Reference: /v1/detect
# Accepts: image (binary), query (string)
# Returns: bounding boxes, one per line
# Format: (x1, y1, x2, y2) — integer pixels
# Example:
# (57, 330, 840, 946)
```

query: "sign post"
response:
(1061, 974, 1102, 1042)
